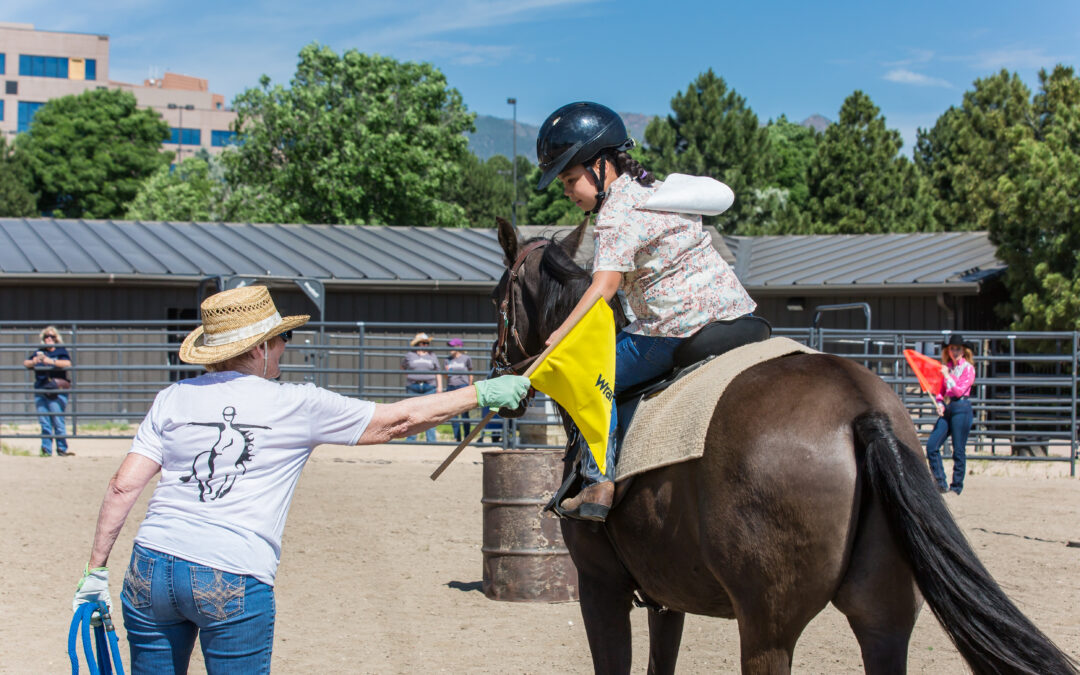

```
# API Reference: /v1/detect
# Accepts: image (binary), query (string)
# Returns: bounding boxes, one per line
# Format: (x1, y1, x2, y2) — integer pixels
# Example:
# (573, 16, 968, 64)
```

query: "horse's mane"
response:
(528, 231, 627, 337)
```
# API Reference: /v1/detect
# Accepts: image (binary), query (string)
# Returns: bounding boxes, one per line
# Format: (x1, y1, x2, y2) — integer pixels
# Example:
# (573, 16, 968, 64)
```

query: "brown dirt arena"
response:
(2, 435, 1077, 673)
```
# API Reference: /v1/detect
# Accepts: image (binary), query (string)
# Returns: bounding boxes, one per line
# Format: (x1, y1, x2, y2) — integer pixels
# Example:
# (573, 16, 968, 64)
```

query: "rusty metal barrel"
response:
(481, 449, 579, 602)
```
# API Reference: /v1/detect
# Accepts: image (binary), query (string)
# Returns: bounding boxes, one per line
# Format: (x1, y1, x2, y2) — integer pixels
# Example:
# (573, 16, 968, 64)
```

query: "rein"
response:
(493, 240, 550, 375)
(68, 602, 125, 675)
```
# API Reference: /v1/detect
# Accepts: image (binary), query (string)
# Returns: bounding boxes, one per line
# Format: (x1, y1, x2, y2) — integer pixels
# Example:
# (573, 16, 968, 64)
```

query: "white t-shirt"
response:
(129, 371, 375, 585)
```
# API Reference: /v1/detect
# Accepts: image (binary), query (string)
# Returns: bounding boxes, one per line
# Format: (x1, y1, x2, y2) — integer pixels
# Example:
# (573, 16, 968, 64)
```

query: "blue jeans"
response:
(925, 398, 973, 493)
(580, 332, 684, 485)
(405, 381, 438, 442)
(34, 393, 68, 454)
(446, 383, 471, 441)
(121, 544, 275, 674)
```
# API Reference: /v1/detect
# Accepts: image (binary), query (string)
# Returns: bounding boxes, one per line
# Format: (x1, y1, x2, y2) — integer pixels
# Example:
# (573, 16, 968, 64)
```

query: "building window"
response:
(17, 101, 45, 133)
(211, 130, 238, 147)
(18, 55, 90, 79)
(167, 127, 201, 145)
(0, 53, 5, 75)
(5, 80, 15, 95)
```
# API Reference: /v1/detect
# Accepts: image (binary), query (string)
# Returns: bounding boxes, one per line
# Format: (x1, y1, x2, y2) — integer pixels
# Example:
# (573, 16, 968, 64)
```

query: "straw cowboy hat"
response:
(180, 286, 309, 365)
(410, 332, 432, 347)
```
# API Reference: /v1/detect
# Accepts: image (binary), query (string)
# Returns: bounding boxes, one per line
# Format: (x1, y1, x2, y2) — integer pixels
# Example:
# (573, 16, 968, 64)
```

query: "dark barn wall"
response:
(325, 288, 496, 325)
(754, 293, 966, 332)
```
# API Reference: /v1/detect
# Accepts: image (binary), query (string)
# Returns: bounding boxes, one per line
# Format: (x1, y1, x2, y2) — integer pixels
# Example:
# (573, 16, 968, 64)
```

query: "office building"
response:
(0, 22, 237, 160)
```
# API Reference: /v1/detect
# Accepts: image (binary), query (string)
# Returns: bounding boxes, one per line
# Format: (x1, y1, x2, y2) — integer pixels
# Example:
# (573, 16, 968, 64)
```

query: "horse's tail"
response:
(856, 411, 1077, 675)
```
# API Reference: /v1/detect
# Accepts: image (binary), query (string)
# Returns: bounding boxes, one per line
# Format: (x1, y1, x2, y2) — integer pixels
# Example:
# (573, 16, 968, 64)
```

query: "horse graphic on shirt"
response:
(179, 406, 271, 502)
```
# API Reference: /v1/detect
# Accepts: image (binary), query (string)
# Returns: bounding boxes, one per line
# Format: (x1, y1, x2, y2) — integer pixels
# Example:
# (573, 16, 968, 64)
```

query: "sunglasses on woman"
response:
(280, 330, 293, 343)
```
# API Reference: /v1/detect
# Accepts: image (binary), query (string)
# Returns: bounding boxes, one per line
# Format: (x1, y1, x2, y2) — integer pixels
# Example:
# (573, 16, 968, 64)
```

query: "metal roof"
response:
(726, 231, 1004, 292)
(0, 219, 1003, 292)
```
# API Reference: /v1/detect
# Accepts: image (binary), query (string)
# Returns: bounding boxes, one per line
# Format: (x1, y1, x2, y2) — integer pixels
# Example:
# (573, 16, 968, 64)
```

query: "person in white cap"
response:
(70, 286, 529, 674)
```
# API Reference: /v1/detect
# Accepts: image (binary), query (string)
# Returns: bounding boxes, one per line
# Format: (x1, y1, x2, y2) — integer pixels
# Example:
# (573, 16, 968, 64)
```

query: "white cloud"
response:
(883, 49, 935, 68)
(970, 46, 1067, 71)
(411, 41, 515, 66)
(884, 69, 952, 88)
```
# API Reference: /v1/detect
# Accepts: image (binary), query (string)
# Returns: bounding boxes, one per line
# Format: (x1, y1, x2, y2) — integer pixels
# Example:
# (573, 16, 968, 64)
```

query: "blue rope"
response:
(68, 603, 125, 675)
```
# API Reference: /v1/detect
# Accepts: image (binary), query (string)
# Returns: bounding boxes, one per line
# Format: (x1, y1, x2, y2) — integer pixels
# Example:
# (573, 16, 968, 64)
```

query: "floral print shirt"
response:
(592, 174, 756, 337)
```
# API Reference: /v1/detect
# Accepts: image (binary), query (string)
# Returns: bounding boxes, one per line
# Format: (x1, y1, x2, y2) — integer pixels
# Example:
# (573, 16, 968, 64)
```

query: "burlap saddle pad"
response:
(613, 337, 819, 481)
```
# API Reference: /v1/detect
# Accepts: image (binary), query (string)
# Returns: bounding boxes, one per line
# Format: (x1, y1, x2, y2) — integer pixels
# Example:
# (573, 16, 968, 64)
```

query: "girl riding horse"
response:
(536, 101, 760, 521)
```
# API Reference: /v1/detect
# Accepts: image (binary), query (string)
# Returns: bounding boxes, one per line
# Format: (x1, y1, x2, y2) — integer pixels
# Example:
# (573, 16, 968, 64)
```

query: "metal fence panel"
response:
(2, 321, 1076, 475)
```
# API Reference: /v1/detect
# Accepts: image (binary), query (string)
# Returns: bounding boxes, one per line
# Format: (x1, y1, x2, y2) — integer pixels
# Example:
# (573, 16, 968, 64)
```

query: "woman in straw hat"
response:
(70, 286, 529, 673)
(401, 331, 442, 442)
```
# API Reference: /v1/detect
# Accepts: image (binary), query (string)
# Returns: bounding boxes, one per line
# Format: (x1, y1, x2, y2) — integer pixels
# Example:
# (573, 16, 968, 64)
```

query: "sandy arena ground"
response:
(1, 435, 1078, 674)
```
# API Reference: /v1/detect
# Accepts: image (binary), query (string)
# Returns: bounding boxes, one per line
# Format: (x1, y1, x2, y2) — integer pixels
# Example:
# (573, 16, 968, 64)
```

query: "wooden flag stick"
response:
(430, 290, 605, 481)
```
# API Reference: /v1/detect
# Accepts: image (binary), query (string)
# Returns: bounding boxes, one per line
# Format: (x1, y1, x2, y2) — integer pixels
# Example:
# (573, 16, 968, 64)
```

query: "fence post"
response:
(70, 323, 78, 436)
(357, 322, 366, 399)
(1072, 331, 1077, 478)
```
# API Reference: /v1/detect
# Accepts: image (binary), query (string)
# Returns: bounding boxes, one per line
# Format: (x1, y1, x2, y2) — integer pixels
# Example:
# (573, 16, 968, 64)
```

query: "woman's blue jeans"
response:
(580, 332, 684, 485)
(121, 544, 275, 675)
(405, 381, 438, 442)
(446, 383, 471, 441)
(34, 393, 68, 454)
(925, 398, 973, 493)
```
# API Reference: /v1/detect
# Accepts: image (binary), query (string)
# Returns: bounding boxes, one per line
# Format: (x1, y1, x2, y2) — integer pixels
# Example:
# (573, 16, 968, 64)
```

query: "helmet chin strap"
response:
(585, 156, 608, 215)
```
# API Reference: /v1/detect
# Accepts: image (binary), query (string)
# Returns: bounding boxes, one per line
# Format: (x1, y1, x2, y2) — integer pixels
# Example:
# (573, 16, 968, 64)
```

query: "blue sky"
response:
(8, 1, 1079, 151)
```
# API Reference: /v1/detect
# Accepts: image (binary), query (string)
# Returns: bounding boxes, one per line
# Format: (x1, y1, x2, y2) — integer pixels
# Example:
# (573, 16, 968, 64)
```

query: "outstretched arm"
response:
(357, 376, 530, 445)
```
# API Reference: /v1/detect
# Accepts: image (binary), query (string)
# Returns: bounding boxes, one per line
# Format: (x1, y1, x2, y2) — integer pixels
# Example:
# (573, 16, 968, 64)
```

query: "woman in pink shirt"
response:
(925, 334, 976, 495)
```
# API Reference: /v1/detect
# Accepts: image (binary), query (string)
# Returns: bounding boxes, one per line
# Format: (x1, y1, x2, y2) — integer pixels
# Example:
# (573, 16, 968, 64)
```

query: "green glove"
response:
(73, 563, 111, 614)
(475, 375, 531, 410)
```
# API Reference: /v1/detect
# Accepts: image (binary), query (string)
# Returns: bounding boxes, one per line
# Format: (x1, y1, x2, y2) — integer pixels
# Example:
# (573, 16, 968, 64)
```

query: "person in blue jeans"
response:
(535, 102, 757, 521)
(925, 335, 977, 495)
(70, 287, 532, 673)
(402, 332, 442, 442)
(23, 326, 73, 456)
(443, 338, 474, 441)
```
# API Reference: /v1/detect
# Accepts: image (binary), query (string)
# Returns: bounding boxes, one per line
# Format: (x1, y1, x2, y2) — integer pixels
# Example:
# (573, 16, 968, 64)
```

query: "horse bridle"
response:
(492, 240, 550, 375)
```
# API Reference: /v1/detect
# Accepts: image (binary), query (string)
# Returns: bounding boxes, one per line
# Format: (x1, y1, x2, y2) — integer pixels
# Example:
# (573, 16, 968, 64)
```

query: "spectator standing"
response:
(401, 332, 442, 442)
(925, 334, 976, 495)
(444, 338, 474, 442)
(22, 325, 73, 457)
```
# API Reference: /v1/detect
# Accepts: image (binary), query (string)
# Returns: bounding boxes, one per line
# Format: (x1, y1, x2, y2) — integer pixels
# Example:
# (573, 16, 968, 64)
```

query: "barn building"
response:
(0, 219, 1007, 332)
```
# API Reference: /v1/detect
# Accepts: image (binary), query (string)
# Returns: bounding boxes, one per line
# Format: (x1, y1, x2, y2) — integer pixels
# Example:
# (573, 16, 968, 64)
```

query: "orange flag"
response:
(903, 349, 943, 395)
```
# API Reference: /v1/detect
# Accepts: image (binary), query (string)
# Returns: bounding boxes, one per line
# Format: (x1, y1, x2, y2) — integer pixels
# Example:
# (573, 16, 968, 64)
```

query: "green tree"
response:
(643, 69, 775, 232)
(738, 116, 820, 234)
(0, 136, 37, 217)
(224, 43, 475, 226)
(17, 89, 171, 218)
(126, 157, 219, 221)
(804, 90, 936, 233)
(447, 153, 514, 227)
(524, 165, 586, 226)
(915, 70, 1034, 230)
(989, 66, 1080, 330)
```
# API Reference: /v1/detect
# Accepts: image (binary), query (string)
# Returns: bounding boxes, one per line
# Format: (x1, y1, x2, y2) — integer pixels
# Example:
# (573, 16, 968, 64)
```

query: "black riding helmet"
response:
(535, 102, 635, 193)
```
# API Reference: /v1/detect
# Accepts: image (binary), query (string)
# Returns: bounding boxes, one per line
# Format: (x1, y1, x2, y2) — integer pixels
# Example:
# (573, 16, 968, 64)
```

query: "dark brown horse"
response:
(491, 219, 1076, 675)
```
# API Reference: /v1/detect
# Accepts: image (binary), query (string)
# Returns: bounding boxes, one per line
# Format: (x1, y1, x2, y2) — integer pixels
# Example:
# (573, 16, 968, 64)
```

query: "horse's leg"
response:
(832, 493, 920, 675)
(646, 609, 684, 675)
(578, 573, 634, 675)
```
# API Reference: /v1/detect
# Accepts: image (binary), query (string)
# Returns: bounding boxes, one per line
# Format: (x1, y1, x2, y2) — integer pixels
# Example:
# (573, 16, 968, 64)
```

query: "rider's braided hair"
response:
(597, 150, 656, 187)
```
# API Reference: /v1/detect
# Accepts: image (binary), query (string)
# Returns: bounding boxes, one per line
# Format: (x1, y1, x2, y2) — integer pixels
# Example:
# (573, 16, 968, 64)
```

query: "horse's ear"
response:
(496, 217, 519, 265)
(561, 219, 587, 259)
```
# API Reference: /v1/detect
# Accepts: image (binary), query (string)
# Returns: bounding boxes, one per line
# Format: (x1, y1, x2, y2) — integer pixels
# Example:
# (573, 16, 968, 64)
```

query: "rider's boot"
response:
(559, 481, 614, 522)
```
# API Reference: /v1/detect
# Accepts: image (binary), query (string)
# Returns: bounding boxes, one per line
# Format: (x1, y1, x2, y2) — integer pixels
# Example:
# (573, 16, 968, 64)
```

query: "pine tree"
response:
(915, 70, 1033, 230)
(643, 70, 774, 233)
(805, 91, 936, 233)
(989, 66, 1080, 330)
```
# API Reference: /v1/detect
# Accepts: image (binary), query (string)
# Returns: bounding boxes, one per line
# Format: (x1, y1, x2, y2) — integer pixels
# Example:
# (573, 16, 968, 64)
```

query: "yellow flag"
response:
(529, 298, 616, 475)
